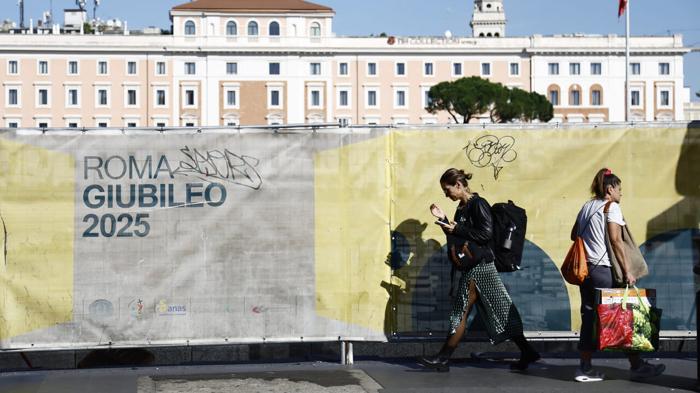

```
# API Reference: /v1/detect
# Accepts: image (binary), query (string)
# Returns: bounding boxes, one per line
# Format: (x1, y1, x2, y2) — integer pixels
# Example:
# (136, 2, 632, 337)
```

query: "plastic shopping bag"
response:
(597, 296, 634, 351)
(628, 287, 662, 352)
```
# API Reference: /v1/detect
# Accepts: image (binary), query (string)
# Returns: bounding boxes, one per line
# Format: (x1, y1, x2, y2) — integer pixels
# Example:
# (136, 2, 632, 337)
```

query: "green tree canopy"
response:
(427, 77, 554, 124)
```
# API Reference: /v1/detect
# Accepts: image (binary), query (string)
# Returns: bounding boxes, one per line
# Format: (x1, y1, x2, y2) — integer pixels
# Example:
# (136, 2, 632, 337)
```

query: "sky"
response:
(3, 0, 699, 101)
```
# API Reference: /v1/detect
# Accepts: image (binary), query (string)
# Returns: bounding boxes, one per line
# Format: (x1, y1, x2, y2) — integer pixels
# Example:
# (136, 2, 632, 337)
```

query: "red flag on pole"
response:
(618, 0, 628, 17)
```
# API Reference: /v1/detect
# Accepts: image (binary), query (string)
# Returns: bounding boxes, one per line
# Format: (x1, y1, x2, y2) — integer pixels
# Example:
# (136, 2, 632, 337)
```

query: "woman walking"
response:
(418, 168, 539, 372)
(571, 168, 665, 382)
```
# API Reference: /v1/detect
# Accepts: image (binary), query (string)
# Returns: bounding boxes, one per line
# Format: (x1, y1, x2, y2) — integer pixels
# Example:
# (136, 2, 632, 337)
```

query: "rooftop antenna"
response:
(18, 0, 24, 28)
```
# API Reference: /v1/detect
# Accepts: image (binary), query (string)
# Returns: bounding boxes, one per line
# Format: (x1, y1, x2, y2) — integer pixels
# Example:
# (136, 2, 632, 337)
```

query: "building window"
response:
(156, 62, 166, 75)
(185, 89, 195, 106)
(630, 90, 640, 107)
(548, 63, 559, 75)
(423, 88, 433, 108)
(8, 60, 18, 74)
(310, 90, 321, 107)
(67, 88, 79, 106)
(97, 89, 109, 106)
(396, 62, 405, 76)
(395, 90, 407, 107)
(659, 90, 670, 106)
(591, 89, 602, 106)
(509, 63, 519, 76)
(7, 88, 19, 106)
(127, 122, 137, 128)
(37, 88, 49, 106)
(38, 122, 49, 128)
(68, 122, 78, 128)
(570, 89, 580, 106)
(127, 89, 137, 106)
(367, 62, 377, 76)
(226, 21, 237, 36)
(310, 62, 321, 75)
(68, 61, 79, 75)
(591, 63, 602, 75)
(659, 62, 670, 75)
(425, 62, 434, 76)
(184, 21, 196, 35)
(338, 90, 349, 107)
(98, 122, 108, 128)
(269, 21, 280, 36)
(38, 60, 49, 75)
(549, 90, 559, 106)
(269, 62, 280, 75)
(248, 21, 259, 36)
(226, 62, 238, 75)
(481, 63, 491, 76)
(453, 63, 463, 76)
(367, 90, 377, 107)
(98, 61, 108, 75)
(226, 90, 237, 106)
(127, 61, 137, 75)
(185, 62, 196, 75)
(8, 121, 19, 128)
(156, 89, 166, 106)
(310, 22, 321, 37)
(270, 89, 281, 107)
(569, 63, 580, 75)
(339, 62, 348, 75)
(630, 63, 641, 75)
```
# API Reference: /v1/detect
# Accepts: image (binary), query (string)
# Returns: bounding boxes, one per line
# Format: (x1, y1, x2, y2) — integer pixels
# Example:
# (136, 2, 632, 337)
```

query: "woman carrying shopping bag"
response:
(570, 168, 665, 382)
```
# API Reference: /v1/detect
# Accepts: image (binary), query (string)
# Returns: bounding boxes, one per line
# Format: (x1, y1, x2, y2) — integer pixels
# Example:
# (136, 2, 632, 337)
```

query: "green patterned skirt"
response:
(449, 261, 524, 345)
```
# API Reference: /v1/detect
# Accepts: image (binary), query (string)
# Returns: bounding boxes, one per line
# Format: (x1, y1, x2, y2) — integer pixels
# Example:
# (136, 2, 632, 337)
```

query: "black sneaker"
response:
(574, 367, 605, 382)
(630, 361, 665, 380)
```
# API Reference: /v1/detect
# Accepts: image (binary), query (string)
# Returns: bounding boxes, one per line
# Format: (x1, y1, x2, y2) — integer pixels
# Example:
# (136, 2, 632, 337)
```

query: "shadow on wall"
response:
(382, 219, 447, 337)
(643, 122, 700, 331)
(384, 219, 571, 337)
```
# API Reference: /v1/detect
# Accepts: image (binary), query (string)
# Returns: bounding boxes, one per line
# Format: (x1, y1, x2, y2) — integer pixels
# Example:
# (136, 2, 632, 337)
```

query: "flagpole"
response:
(625, 0, 630, 122)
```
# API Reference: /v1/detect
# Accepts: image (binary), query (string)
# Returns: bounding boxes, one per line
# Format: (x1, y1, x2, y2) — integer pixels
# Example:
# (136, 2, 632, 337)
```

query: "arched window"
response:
(569, 84, 582, 106)
(487, 32, 493, 37)
(547, 84, 561, 106)
(269, 21, 280, 36)
(494, 32, 500, 37)
(479, 33, 485, 37)
(247, 21, 259, 36)
(590, 84, 603, 106)
(226, 21, 237, 36)
(184, 20, 196, 36)
(310, 22, 321, 37)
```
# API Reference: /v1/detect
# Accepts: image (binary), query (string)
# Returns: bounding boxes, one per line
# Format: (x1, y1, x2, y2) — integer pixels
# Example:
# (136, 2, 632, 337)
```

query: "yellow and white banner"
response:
(0, 125, 697, 349)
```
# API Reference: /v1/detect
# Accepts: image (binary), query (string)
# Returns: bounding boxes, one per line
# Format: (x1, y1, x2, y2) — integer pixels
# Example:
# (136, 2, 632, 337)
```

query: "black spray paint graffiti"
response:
(463, 135, 518, 180)
(173, 146, 263, 190)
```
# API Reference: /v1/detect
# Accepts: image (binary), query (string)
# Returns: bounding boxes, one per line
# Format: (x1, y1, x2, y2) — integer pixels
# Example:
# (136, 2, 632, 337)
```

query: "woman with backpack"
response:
(418, 168, 539, 372)
(571, 168, 665, 382)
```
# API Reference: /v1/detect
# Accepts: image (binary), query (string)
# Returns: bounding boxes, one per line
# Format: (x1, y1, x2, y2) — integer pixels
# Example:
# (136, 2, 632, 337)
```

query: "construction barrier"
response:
(0, 123, 697, 350)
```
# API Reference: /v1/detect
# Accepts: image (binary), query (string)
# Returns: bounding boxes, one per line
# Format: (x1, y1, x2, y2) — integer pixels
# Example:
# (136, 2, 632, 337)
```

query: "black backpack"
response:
(490, 200, 527, 272)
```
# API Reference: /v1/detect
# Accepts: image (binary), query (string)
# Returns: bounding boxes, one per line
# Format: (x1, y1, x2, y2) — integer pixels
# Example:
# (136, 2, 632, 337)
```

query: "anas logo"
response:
(128, 299, 145, 319)
(155, 299, 187, 316)
(88, 299, 113, 321)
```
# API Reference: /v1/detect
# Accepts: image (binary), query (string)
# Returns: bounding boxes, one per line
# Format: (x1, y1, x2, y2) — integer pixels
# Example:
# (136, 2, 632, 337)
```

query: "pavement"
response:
(0, 353, 697, 393)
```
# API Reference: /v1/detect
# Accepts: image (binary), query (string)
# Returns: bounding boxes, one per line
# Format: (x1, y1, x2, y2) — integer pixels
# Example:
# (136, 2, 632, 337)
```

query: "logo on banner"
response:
(88, 299, 114, 321)
(128, 299, 145, 319)
(155, 299, 187, 316)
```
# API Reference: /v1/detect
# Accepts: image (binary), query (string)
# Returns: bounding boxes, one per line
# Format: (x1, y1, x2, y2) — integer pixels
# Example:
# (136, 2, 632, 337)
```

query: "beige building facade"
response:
(0, 0, 690, 128)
